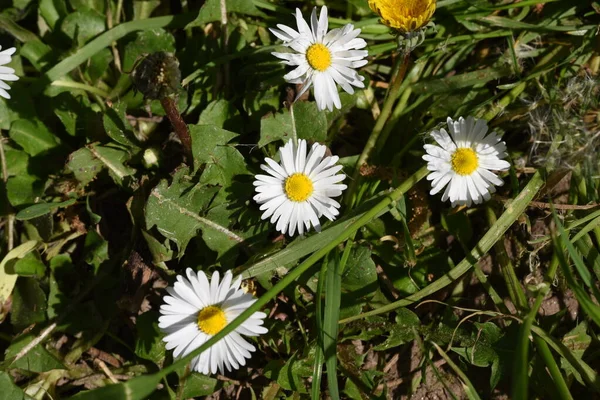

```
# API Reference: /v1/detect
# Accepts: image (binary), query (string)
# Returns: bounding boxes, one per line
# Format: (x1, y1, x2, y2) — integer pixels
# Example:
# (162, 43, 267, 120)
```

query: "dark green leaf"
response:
(83, 230, 109, 272)
(15, 199, 76, 221)
(122, 28, 176, 72)
(135, 311, 166, 364)
(181, 373, 221, 398)
(10, 278, 47, 328)
(6, 175, 45, 207)
(0, 371, 33, 400)
(190, 124, 249, 185)
(373, 309, 419, 350)
(187, 0, 266, 27)
(103, 102, 140, 148)
(67, 148, 104, 186)
(12, 252, 46, 277)
(8, 119, 59, 156)
(61, 9, 106, 46)
(145, 168, 220, 255)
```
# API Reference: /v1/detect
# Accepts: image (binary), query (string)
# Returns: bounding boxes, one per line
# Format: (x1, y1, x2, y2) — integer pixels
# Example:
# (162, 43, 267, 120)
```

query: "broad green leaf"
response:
(15, 199, 77, 221)
(88, 144, 137, 187)
(10, 278, 47, 328)
(0, 144, 28, 179)
(259, 103, 328, 148)
(47, 254, 74, 319)
(12, 252, 46, 277)
(198, 99, 243, 131)
(86, 47, 113, 83)
(560, 322, 592, 386)
(8, 119, 59, 156)
(202, 189, 245, 263)
(292, 102, 328, 143)
(61, 9, 106, 46)
(69, 0, 105, 13)
(67, 148, 104, 186)
(145, 168, 221, 255)
(0, 371, 33, 400)
(141, 230, 174, 264)
(0, 241, 38, 305)
(442, 211, 473, 245)
(103, 102, 140, 148)
(259, 109, 293, 147)
(373, 309, 420, 350)
(6, 175, 45, 207)
(70, 373, 163, 400)
(187, 0, 266, 27)
(54, 92, 100, 138)
(190, 124, 250, 185)
(83, 230, 109, 272)
(265, 354, 312, 393)
(341, 246, 377, 294)
(133, 0, 161, 20)
(181, 373, 220, 398)
(135, 311, 166, 364)
(122, 28, 176, 72)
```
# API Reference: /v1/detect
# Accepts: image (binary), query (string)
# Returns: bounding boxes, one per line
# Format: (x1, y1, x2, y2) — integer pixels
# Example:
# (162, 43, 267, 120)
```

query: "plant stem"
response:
(339, 171, 545, 324)
(160, 97, 193, 165)
(51, 80, 111, 98)
(486, 206, 528, 312)
(345, 52, 411, 206)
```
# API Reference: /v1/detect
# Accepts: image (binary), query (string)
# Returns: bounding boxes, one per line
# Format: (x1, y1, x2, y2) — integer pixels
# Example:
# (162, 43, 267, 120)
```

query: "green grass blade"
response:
(531, 324, 600, 393)
(340, 171, 545, 324)
(34, 14, 194, 92)
(432, 342, 482, 400)
(311, 261, 328, 400)
(532, 337, 573, 400)
(240, 166, 429, 278)
(324, 254, 342, 400)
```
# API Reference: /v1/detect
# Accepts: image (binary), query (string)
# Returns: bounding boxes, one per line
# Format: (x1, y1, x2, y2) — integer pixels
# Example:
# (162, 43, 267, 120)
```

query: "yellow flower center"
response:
(306, 43, 332, 72)
(451, 148, 479, 176)
(284, 173, 314, 202)
(197, 305, 227, 335)
(368, 0, 436, 32)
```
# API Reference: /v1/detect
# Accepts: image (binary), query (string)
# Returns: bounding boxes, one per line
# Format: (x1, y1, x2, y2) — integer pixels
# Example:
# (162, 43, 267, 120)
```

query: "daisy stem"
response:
(345, 51, 411, 207)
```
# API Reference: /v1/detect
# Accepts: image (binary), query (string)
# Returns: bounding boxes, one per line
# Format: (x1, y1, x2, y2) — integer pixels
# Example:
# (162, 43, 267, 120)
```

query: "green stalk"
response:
(345, 52, 412, 206)
(339, 171, 544, 324)
(310, 261, 328, 400)
(51, 80, 110, 98)
(486, 206, 528, 311)
(532, 337, 573, 400)
(513, 292, 544, 400)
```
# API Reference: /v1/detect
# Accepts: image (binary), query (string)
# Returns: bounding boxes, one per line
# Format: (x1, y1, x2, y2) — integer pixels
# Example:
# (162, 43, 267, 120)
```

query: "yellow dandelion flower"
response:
(368, 0, 436, 33)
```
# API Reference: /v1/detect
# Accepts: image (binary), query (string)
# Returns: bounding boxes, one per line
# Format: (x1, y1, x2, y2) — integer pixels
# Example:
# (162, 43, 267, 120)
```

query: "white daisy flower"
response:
(270, 6, 368, 112)
(253, 139, 347, 236)
(158, 269, 268, 375)
(0, 46, 18, 100)
(422, 116, 511, 207)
